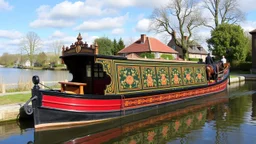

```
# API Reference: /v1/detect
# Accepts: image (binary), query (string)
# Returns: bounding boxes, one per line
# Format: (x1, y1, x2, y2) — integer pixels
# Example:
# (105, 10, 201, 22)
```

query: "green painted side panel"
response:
(96, 58, 208, 95)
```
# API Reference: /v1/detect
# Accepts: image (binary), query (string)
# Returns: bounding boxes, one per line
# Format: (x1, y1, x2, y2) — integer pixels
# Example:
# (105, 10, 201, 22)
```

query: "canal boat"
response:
(24, 34, 230, 130)
(30, 90, 228, 144)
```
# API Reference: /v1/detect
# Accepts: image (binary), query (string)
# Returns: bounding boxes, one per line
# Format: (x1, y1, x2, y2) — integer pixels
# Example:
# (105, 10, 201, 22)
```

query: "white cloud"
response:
(30, 19, 75, 28)
(238, 0, 256, 12)
(103, 0, 168, 8)
(135, 18, 150, 32)
(111, 28, 124, 35)
(240, 21, 256, 32)
(74, 14, 129, 31)
(0, 30, 23, 39)
(44, 32, 99, 51)
(0, 0, 13, 11)
(50, 31, 66, 38)
(30, 0, 117, 28)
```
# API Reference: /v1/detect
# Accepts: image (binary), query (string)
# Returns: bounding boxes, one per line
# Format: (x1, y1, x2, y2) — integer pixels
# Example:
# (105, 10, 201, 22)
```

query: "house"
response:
(118, 34, 178, 59)
(23, 60, 31, 67)
(167, 35, 208, 61)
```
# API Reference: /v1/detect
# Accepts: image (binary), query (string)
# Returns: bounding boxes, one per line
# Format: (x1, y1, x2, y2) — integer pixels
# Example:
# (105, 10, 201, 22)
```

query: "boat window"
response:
(86, 65, 91, 77)
(94, 63, 105, 78)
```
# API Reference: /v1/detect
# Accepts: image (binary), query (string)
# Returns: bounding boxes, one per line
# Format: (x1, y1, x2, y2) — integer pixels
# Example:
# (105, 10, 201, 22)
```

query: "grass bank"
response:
(0, 93, 30, 105)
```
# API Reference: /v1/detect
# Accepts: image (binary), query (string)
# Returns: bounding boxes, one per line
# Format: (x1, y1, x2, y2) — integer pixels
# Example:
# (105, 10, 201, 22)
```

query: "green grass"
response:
(0, 93, 31, 105)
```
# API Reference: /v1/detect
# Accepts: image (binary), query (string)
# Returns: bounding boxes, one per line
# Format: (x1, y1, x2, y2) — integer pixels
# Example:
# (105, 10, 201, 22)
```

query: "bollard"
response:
(1, 84, 5, 94)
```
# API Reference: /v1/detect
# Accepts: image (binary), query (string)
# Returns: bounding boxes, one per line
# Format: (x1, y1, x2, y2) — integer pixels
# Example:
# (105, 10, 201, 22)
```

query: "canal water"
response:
(0, 81, 256, 144)
(0, 68, 71, 84)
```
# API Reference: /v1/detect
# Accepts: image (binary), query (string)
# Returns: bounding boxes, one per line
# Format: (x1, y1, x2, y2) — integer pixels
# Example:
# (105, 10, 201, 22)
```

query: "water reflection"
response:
(1, 81, 256, 144)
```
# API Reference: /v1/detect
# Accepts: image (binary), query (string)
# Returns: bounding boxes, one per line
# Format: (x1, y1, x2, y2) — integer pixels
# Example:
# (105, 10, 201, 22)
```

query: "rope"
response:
(39, 82, 54, 91)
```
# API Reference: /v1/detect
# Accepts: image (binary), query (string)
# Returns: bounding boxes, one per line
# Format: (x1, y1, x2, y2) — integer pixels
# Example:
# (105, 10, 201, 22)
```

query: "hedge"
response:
(140, 53, 155, 59)
(161, 54, 174, 60)
(230, 61, 252, 71)
(189, 58, 202, 62)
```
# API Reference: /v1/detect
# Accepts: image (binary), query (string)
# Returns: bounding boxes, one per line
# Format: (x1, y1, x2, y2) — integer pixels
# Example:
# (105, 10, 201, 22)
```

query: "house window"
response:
(172, 45, 176, 50)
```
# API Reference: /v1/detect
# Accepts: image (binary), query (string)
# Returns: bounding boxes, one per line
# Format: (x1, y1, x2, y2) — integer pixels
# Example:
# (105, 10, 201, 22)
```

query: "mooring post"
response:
(1, 84, 5, 94)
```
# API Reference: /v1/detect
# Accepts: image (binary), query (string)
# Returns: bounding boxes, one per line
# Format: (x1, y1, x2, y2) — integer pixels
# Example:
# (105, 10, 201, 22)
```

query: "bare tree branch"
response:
(20, 32, 42, 67)
(203, 0, 245, 29)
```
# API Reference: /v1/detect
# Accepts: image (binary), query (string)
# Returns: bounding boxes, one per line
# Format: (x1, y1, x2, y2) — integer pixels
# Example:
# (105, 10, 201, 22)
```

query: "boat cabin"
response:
(60, 34, 225, 96)
(60, 33, 125, 95)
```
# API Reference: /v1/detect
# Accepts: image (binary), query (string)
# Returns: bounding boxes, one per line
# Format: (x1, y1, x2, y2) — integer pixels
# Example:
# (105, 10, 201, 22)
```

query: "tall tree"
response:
(207, 23, 248, 62)
(117, 38, 125, 54)
(94, 37, 113, 55)
(203, 0, 245, 29)
(50, 40, 63, 64)
(150, 0, 204, 59)
(112, 39, 118, 55)
(20, 32, 42, 67)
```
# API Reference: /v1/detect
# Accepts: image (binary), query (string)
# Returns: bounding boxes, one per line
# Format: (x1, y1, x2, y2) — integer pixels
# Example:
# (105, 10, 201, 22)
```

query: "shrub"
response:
(161, 54, 174, 60)
(189, 58, 201, 62)
(230, 61, 251, 71)
(140, 53, 155, 59)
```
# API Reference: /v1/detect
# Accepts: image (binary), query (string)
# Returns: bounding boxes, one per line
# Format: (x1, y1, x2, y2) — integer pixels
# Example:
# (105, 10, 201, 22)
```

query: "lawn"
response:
(0, 93, 31, 105)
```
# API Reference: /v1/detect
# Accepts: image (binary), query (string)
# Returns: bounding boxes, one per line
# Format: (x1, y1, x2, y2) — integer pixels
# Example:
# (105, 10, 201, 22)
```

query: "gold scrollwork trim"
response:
(95, 58, 115, 95)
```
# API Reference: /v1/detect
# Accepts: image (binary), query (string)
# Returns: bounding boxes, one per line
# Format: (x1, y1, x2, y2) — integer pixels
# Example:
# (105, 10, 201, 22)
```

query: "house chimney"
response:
(250, 29, 256, 72)
(141, 34, 146, 44)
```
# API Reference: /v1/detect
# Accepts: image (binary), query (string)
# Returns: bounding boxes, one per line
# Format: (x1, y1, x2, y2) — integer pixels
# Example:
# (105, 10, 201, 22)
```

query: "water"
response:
(0, 81, 256, 144)
(0, 68, 71, 84)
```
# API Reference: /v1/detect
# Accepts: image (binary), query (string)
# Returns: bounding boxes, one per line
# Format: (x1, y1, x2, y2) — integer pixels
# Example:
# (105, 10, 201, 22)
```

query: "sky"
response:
(0, 0, 256, 55)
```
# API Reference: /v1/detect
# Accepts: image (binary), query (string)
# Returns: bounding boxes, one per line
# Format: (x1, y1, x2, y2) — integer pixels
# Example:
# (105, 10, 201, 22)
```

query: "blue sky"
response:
(0, 0, 256, 55)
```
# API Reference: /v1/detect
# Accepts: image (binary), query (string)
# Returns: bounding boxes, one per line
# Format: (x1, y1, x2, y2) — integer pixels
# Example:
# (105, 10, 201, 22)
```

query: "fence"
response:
(0, 80, 66, 94)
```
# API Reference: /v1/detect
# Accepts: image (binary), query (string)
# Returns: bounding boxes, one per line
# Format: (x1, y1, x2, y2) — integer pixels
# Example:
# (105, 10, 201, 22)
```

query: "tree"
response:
(20, 32, 42, 67)
(50, 40, 63, 64)
(94, 37, 113, 55)
(117, 38, 125, 54)
(244, 32, 252, 62)
(150, 0, 204, 59)
(35, 52, 47, 66)
(203, 0, 245, 30)
(207, 23, 248, 62)
(0, 53, 20, 66)
(111, 38, 125, 55)
(112, 39, 118, 55)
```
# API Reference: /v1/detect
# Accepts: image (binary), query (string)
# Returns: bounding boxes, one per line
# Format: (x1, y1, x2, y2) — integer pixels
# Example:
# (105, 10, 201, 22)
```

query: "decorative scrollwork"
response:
(96, 58, 115, 95)
(23, 96, 37, 115)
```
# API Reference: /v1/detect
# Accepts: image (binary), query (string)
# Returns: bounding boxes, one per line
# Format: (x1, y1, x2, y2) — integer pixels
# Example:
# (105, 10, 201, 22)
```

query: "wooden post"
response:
(41, 81, 45, 89)
(1, 84, 5, 94)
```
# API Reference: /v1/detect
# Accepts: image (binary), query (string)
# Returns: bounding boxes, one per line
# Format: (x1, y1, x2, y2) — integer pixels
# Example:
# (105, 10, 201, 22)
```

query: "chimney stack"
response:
(141, 34, 146, 44)
(250, 29, 256, 72)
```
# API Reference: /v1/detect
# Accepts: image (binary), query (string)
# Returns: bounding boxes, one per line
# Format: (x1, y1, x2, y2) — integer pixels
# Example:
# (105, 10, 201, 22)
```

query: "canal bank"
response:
(0, 74, 255, 123)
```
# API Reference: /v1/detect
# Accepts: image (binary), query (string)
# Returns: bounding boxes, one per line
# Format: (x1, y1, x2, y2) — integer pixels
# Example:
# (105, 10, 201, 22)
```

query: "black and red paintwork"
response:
(29, 67, 229, 130)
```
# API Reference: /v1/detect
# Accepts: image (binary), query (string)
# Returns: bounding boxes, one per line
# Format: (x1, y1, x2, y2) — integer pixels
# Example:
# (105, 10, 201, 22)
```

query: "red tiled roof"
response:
(118, 36, 178, 54)
(149, 37, 178, 53)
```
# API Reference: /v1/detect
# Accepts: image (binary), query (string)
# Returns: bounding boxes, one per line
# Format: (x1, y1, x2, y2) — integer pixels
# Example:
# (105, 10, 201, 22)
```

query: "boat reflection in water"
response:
(30, 90, 229, 144)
